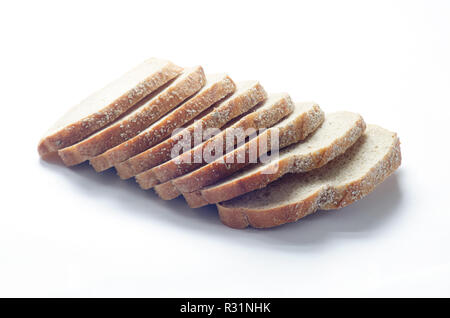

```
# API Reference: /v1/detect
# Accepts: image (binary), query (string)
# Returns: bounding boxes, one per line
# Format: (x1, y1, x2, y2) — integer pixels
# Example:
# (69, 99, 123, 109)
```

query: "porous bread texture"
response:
(38, 58, 182, 158)
(127, 81, 267, 188)
(58, 66, 206, 166)
(197, 111, 366, 206)
(217, 124, 401, 229)
(89, 73, 236, 173)
(174, 102, 325, 196)
(152, 93, 295, 185)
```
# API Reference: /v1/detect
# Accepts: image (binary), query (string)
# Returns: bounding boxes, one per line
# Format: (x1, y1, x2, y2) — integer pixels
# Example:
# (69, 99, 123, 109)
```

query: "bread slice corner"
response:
(38, 58, 182, 157)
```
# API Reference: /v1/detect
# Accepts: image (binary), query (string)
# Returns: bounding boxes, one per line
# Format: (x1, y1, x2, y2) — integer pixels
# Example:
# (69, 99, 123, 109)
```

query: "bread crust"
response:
(90, 74, 236, 173)
(152, 94, 294, 184)
(173, 103, 324, 194)
(58, 66, 205, 166)
(154, 181, 181, 200)
(38, 59, 182, 157)
(217, 130, 401, 229)
(201, 113, 366, 205)
(135, 169, 159, 190)
(130, 82, 267, 188)
(183, 191, 209, 208)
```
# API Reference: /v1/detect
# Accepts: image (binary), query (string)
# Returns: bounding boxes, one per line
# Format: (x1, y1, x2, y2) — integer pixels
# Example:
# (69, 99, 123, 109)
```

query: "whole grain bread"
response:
(58, 66, 206, 166)
(38, 58, 182, 158)
(191, 111, 366, 207)
(152, 94, 296, 200)
(152, 93, 295, 185)
(174, 102, 325, 196)
(124, 81, 267, 187)
(217, 125, 401, 229)
(89, 74, 236, 172)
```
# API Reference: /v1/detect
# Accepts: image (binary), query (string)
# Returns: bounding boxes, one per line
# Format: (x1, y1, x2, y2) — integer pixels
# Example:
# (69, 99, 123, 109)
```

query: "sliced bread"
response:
(155, 103, 324, 201)
(174, 102, 325, 195)
(217, 124, 401, 229)
(152, 93, 295, 185)
(120, 81, 267, 185)
(89, 73, 236, 172)
(38, 58, 182, 158)
(190, 111, 366, 207)
(58, 66, 206, 166)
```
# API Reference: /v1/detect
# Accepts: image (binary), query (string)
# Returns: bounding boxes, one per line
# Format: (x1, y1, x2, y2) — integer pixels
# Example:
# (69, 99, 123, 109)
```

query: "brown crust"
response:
(183, 191, 209, 208)
(90, 75, 236, 173)
(126, 82, 267, 188)
(201, 114, 366, 205)
(154, 181, 181, 200)
(173, 103, 324, 194)
(217, 132, 401, 229)
(135, 169, 159, 190)
(38, 59, 182, 157)
(152, 94, 294, 184)
(58, 66, 206, 166)
(199, 160, 291, 206)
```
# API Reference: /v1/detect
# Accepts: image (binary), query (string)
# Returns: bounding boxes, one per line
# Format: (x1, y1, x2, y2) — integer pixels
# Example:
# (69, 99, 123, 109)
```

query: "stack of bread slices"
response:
(38, 58, 402, 229)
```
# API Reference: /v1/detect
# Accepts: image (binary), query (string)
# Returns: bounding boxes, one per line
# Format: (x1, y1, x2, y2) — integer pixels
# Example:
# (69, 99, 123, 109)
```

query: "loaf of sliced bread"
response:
(122, 81, 267, 186)
(174, 102, 325, 196)
(38, 58, 182, 158)
(89, 73, 236, 172)
(58, 66, 206, 166)
(217, 125, 401, 228)
(188, 111, 365, 207)
(154, 101, 324, 201)
(152, 93, 295, 185)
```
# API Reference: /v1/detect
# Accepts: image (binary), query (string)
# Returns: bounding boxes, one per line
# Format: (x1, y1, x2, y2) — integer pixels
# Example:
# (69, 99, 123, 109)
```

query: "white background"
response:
(0, 0, 449, 297)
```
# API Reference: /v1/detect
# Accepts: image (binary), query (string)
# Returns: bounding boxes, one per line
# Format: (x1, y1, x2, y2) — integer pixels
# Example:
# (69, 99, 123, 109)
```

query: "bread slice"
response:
(121, 81, 267, 185)
(155, 101, 324, 201)
(58, 66, 206, 166)
(174, 102, 325, 196)
(89, 73, 236, 172)
(152, 93, 295, 185)
(190, 111, 366, 207)
(38, 58, 182, 158)
(217, 124, 401, 229)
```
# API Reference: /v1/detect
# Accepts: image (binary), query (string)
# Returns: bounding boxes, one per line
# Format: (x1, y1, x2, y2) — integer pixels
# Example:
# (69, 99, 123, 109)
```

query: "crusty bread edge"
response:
(183, 190, 209, 208)
(135, 169, 159, 190)
(154, 181, 180, 200)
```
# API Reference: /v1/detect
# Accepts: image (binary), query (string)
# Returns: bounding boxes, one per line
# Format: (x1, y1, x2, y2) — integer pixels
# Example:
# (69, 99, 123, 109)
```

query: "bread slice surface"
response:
(217, 124, 401, 228)
(58, 66, 205, 166)
(38, 58, 182, 157)
(89, 73, 236, 172)
(198, 111, 365, 205)
(124, 81, 267, 186)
